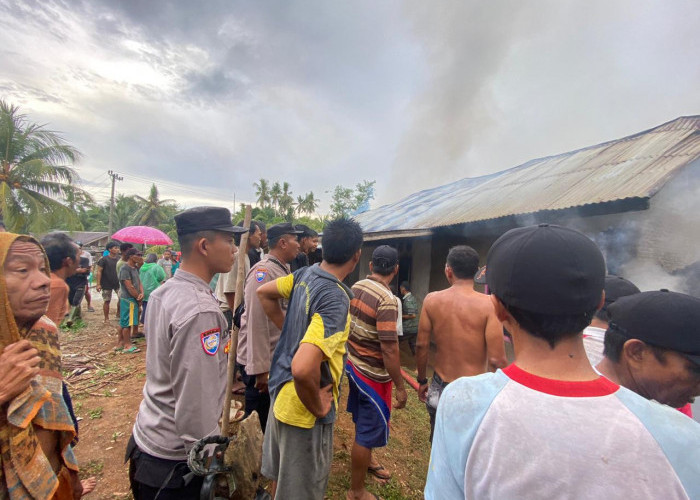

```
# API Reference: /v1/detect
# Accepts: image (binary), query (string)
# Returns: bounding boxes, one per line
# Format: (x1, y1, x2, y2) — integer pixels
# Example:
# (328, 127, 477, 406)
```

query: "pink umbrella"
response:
(112, 226, 173, 246)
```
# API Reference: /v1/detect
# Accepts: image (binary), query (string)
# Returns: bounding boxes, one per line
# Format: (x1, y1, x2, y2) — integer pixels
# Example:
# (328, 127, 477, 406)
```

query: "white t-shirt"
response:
(426, 364, 700, 500)
(583, 325, 606, 366)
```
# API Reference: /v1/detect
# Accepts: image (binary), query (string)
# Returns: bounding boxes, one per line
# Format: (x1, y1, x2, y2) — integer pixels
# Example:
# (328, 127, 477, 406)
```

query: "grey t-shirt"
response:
(119, 264, 141, 299)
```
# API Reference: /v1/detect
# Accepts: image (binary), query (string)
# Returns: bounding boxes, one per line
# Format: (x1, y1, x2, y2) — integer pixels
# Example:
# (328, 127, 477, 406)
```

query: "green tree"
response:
(253, 178, 271, 208)
(297, 191, 319, 215)
(269, 181, 282, 214)
(132, 183, 177, 227)
(278, 181, 295, 221)
(0, 100, 92, 232)
(112, 194, 140, 232)
(329, 180, 375, 218)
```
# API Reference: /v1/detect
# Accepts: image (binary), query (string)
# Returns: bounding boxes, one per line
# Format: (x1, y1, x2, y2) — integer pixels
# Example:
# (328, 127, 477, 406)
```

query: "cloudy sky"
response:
(1, 0, 698, 213)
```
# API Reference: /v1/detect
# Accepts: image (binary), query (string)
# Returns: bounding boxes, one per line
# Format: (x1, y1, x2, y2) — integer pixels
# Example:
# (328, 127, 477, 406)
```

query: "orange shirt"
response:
(47, 273, 69, 325)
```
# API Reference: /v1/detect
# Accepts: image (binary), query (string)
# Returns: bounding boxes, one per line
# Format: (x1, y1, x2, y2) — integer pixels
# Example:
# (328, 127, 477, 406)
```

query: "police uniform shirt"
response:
(236, 255, 290, 374)
(132, 269, 230, 461)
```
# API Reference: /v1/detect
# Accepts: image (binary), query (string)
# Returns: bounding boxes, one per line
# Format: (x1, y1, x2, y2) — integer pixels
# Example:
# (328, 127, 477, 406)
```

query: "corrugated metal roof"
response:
(355, 116, 700, 233)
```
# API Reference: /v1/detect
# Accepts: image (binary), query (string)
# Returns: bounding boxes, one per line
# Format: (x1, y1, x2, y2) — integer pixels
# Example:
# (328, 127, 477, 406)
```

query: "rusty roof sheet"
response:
(355, 116, 700, 233)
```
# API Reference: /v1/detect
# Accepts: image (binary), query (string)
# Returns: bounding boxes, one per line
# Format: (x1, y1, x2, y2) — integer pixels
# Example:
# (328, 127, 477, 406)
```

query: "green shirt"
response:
(140, 262, 166, 301)
(402, 292, 419, 334)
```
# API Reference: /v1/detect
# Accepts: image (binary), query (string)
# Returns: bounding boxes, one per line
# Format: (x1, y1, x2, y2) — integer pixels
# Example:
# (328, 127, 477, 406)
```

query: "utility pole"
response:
(107, 170, 123, 236)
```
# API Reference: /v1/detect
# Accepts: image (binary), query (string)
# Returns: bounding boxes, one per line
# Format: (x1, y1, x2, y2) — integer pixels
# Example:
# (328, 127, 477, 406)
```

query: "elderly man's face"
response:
(4, 240, 51, 326)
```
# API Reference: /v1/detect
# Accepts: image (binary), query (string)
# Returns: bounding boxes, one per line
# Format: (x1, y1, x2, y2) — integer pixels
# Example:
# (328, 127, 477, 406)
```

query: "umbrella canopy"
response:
(112, 226, 173, 245)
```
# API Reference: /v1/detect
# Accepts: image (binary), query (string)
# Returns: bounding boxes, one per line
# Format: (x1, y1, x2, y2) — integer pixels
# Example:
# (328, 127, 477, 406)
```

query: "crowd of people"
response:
(1, 210, 699, 499)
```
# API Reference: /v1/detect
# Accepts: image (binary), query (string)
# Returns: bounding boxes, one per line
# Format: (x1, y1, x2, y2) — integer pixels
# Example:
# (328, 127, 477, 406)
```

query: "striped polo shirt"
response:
(348, 276, 399, 382)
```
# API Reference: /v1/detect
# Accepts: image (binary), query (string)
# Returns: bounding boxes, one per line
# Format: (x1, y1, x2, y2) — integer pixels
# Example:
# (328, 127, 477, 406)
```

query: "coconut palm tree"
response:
(278, 181, 294, 214)
(295, 195, 306, 215)
(253, 178, 271, 208)
(269, 181, 282, 214)
(0, 100, 91, 232)
(132, 183, 177, 227)
(302, 191, 320, 215)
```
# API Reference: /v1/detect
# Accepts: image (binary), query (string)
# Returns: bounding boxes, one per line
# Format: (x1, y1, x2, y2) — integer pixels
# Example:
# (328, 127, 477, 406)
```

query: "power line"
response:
(119, 172, 238, 201)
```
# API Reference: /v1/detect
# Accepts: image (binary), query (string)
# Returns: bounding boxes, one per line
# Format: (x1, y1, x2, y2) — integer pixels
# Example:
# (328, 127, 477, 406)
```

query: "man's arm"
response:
(415, 295, 434, 402)
(257, 274, 294, 330)
(484, 306, 507, 371)
(123, 279, 139, 300)
(95, 262, 103, 291)
(0, 340, 41, 405)
(291, 342, 333, 418)
(380, 338, 407, 409)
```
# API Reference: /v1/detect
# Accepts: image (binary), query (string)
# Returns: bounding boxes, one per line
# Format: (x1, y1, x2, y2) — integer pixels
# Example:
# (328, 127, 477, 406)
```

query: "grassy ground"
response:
(327, 382, 431, 500)
(61, 305, 433, 499)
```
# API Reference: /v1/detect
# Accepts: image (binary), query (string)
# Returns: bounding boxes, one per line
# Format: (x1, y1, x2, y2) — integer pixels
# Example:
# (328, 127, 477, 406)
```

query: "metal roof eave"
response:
(362, 228, 433, 242)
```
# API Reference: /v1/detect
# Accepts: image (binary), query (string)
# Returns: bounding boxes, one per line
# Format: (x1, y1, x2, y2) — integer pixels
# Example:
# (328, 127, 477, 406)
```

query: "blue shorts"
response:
(120, 297, 139, 328)
(345, 363, 391, 449)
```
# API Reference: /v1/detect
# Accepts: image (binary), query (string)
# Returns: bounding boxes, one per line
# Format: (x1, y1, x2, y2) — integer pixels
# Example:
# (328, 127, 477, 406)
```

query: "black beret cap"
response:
(267, 222, 303, 241)
(486, 224, 606, 314)
(174, 206, 247, 236)
(608, 290, 700, 365)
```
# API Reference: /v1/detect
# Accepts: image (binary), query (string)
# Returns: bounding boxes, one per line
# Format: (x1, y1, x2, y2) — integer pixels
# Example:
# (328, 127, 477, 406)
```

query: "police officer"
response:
(126, 207, 246, 500)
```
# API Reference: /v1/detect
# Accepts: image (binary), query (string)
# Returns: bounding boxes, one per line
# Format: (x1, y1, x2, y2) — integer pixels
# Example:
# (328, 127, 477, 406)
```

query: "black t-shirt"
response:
(248, 247, 262, 266)
(66, 256, 90, 287)
(97, 255, 120, 290)
(289, 252, 309, 272)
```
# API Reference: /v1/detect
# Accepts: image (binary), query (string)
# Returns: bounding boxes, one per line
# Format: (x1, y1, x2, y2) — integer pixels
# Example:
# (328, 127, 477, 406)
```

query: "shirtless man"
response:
(415, 245, 507, 441)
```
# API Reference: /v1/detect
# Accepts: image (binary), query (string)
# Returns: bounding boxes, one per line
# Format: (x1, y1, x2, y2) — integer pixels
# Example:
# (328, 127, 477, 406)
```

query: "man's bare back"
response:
(418, 283, 506, 383)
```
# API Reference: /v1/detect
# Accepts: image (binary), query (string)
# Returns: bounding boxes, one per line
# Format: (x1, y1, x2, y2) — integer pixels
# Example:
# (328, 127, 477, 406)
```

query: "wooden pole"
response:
(222, 204, 251, 436)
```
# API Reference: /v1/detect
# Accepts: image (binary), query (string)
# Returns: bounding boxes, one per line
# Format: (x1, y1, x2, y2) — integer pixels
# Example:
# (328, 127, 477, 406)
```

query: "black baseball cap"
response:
(486, 224, 605, 314)
(174, 207, 247, 236)
(295, 224, 318, 238)
(608, 290, 700, 365)
(372, 245, 398, 273)
(267, 222, 303, 241)
(604, 275, 640, 306)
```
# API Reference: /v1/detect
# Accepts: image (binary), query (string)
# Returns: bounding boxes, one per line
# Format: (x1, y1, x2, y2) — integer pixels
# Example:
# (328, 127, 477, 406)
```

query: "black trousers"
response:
(237, 363, 270, 432)
(126, 435, 203, 500)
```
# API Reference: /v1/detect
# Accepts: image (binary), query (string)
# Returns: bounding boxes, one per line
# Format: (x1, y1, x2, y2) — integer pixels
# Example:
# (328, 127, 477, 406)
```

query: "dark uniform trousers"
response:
(237, 362, 271, 432)
(126, 435, 203, 500)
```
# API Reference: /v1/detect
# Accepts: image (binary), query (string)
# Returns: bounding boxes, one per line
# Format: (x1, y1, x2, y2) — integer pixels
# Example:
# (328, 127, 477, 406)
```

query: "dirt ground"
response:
(61, 300, 431, 500)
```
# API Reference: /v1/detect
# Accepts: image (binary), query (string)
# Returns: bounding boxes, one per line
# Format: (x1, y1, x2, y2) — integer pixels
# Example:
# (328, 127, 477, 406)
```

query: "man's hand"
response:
(254, 372, 269, 393)
(96, 284, 102, 292)
(418, 382, 429, 403)
(314, 384, 334, 418)
(394, 385, 407, 409)
(137, 293, 144, 301)
(0, 340, 41, 405)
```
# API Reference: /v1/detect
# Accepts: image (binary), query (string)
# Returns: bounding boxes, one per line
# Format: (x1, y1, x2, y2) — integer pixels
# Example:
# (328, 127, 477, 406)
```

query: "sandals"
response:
(367, 464, 391, 481)
(121, 346, 141, 354)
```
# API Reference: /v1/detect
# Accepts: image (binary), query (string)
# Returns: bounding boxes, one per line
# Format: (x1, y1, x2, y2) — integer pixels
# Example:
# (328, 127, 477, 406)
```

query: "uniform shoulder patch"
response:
(255, 268, 268, 282)
(200, 328, 221, 355)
